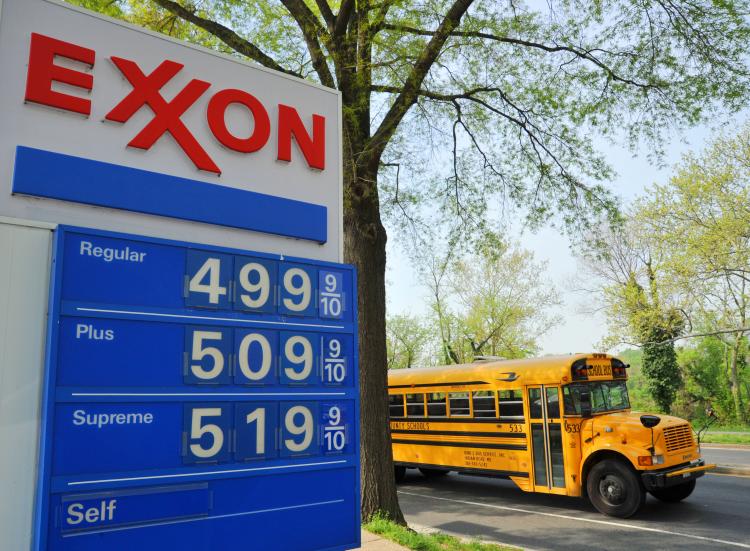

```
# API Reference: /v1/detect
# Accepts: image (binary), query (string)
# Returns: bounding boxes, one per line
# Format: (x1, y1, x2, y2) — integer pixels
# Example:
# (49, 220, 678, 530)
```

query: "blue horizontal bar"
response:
(12, 146, 327, 243)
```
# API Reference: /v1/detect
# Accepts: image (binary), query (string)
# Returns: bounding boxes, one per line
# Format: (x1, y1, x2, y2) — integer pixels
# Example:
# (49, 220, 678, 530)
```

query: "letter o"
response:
(207, 89, 270, 153)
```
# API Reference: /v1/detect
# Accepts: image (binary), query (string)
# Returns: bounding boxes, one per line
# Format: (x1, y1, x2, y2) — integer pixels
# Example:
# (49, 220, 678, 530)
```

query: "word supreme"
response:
(24, 33, 326, 174)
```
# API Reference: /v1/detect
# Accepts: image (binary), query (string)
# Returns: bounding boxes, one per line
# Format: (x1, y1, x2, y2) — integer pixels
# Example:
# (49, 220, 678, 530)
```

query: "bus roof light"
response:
(571, 359, 588, 381)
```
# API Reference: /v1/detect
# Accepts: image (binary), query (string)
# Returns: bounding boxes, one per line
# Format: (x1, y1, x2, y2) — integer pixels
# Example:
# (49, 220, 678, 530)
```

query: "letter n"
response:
(277, 104, 325, 170)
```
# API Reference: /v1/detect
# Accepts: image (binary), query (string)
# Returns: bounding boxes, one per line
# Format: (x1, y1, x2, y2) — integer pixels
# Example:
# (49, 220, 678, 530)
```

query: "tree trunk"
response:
(344, 168, 405, 524)
(729, 337, 745, 422)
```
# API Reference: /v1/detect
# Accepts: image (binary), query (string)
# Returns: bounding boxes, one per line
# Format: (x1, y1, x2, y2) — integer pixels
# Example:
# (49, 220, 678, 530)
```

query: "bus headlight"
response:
(637, 454, 664, 466)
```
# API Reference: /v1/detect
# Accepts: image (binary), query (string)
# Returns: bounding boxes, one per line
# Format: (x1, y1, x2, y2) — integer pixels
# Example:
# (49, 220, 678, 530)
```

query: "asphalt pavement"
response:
(397, 469, 750, 550)
(702, 446, 750, 470)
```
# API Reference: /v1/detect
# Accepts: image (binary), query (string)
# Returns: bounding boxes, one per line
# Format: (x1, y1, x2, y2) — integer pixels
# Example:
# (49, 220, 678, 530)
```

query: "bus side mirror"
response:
(580, 390, 592, 418)
(640, 414, 661, 429)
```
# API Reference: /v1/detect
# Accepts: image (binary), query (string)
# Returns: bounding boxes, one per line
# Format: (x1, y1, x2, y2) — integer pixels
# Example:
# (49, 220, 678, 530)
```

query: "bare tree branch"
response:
(619, 326, 750, 347)
(280, 0, 336, 87)
(313, 0, 335, 30)
(151, 0, 303, 78)
(365, 0, 475, 172)
(372, 83, 610, 213)
(381, 23, 659, 90)
(371, 84, 502, 101)
(334, 0, 356, 38)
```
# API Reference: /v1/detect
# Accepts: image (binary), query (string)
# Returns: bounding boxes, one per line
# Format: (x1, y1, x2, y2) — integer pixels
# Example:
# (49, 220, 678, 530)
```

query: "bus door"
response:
(527, 385, 566, 494)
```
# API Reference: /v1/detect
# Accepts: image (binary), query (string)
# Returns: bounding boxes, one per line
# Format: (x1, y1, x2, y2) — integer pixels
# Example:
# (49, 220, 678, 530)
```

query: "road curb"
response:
(409, 522, 524, 550)
(713, 465, 750, 476)
(357, 529, 409, 550)
(703, 443, 750, 449)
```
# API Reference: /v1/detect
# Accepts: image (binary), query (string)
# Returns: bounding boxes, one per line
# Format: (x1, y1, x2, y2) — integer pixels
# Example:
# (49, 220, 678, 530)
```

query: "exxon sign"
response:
(0, 0, 343, 261)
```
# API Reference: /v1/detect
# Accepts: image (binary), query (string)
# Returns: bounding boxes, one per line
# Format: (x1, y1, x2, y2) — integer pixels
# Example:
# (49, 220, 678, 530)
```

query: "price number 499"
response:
(185, 252, 338, 319)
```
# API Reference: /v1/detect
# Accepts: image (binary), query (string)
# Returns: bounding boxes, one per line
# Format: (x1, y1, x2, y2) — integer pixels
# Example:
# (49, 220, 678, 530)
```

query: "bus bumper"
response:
(641, 459, 715, 490)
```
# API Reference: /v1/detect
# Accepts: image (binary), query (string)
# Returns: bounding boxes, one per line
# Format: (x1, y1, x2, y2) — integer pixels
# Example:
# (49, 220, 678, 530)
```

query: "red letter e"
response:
(25, 33, 95, 116)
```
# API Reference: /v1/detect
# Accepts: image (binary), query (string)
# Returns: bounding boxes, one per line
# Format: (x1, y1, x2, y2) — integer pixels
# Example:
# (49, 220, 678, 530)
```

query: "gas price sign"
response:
(35, 227, 359, 551)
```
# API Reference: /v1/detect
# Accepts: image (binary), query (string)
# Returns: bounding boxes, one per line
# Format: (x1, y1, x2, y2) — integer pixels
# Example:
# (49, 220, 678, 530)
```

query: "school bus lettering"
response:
(391, 421, 430, 431)
(564, 419, 581, 433)
(463, 449, 499, 469)
(388, 353, 713, 519)
(587, 364, 612, 378)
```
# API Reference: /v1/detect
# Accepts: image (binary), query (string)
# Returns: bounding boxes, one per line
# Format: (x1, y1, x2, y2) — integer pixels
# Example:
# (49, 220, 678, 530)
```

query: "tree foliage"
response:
(616, 349, 658, 412)
(577, 219, 684, 412)
(390, 236, 560, 367)
(386, 314, 431, 369)
(67, 0, 750, 518)
(641, 328, 682, 414)
(678, 336, 748, 423)
(580, 124, 750, 419)
(446, 246, 561, 360)
(638, 125, 750, 421)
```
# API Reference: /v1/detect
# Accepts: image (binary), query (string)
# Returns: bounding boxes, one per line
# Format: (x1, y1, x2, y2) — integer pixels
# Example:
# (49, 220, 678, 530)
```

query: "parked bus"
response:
(388, 353, 714, 518)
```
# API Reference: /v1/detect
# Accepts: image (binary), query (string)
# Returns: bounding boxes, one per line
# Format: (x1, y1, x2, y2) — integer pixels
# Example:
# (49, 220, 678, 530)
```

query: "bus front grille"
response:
(663, 424, 694, 452)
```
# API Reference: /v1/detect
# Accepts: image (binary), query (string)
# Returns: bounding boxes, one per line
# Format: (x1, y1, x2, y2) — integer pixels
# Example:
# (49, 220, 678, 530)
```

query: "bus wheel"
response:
(586, 459, 646, 518)
(419, 468, 449, 478)
(395, 466, 406, 483)
(650, 480, 696, 503)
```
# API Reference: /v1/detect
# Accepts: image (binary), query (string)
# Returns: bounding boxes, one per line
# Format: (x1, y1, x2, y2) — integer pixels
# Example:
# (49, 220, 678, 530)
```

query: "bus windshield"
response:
(563, 381, 630, 415)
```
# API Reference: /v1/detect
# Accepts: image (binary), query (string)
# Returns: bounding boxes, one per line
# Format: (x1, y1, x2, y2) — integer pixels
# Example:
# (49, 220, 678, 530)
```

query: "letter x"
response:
(106, 57, 220, 174)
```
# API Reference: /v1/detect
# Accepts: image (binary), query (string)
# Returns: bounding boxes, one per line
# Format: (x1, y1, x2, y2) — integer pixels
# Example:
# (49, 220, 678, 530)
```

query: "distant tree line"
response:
(387, 236, 560, 369)
(578, 125, 750, 424)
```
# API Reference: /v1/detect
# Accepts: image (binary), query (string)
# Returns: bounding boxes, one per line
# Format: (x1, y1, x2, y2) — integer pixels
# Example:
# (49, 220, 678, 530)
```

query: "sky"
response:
(384, 121, 734, 356)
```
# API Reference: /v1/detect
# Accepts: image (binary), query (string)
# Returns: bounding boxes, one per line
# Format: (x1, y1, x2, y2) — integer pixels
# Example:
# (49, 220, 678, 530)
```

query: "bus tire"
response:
(419, 467, 449, 478)
(394, 466, 406, 483)
(649, 479, 696, 503)
(586, 459, 645, 518)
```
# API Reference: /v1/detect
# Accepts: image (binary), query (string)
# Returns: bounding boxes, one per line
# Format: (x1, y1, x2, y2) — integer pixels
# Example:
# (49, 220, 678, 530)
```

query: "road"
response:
(702, 446, 750, 469)
(398, 471, 750, 550)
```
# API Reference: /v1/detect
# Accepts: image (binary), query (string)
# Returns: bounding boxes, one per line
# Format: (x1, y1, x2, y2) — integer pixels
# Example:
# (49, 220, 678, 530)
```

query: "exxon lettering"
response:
(23, 33, 326, 175)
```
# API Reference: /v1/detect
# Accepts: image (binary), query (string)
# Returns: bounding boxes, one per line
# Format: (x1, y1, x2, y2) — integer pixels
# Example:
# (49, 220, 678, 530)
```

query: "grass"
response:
(689, 422, 750, 445)
(701, 432, 750, 445)
(364, 514, 518, 551)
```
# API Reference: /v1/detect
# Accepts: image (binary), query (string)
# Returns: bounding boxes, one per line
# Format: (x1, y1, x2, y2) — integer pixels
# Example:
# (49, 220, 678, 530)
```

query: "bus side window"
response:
(389, 394, 405, 418)
(499, 389, 525, 420)
(427, 392, 447, 417)
(546, 387, 561, 418)
(562, 386, 581, 415)
(472, 391, 497, 418)
(448, 392, 471, 417)
(406, 393, 426, 417)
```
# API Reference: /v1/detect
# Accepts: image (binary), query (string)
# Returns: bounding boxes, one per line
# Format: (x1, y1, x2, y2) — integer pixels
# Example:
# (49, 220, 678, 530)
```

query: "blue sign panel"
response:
(13, 147, 328, 243)
(34, 227, 360, 551)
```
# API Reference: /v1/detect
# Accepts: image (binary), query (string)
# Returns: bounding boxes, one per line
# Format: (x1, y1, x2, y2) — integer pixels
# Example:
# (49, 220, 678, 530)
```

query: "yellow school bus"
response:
(388, 353, 715, 518)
